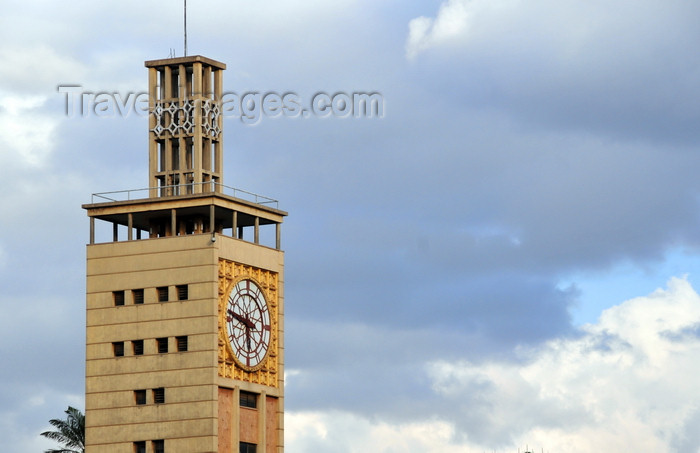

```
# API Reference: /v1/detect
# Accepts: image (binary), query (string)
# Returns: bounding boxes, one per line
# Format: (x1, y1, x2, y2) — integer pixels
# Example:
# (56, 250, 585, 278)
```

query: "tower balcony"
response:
(83, 182, 287, 250)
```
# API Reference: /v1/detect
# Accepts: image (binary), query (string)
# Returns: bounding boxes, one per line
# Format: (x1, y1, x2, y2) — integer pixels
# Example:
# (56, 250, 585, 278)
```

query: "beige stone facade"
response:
(84, 56, 286, 453)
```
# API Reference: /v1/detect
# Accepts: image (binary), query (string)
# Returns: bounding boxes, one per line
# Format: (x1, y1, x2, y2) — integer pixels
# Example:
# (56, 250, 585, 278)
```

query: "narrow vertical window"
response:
(132, 288, 144, 304)
(113, 342, 124, 357)
(240, 442, 257, 453)
(157, 286, 169, 302)
(134, 390, 146, 405)
(153, 388, 165, 404)
(133, 441, 146, 453)
(133, 340, 144, 355)
(157, 337, 168, 354)
(153, 440, 165, 453)
(176, 284, 188, 300)
(113, 290, 125, 306)
(176, 336, 188, 352)
(240, 391, 257, 409)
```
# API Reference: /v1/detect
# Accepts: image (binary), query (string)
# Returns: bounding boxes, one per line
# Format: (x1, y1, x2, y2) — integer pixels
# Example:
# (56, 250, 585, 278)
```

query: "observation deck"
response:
(83, 182, 287, 250)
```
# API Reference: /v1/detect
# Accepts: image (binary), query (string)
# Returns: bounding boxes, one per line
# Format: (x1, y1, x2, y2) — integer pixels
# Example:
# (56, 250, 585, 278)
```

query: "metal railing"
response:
(91, 181, 279, 209)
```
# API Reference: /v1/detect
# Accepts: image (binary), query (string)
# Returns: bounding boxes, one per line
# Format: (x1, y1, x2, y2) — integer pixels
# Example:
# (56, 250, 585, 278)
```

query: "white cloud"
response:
(0, 46, 86, 93)
(406, 0, 517, 59)
(406, 0, 470, 59)
(287, 411, 468, 453)
(287, 278, 700, 452)
(427, 276, 700, 451)
(0, 93, 57, 168)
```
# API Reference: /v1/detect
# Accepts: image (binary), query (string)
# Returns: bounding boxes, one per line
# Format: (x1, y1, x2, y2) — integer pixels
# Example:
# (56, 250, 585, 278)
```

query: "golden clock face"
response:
(226, 279, 271, 371)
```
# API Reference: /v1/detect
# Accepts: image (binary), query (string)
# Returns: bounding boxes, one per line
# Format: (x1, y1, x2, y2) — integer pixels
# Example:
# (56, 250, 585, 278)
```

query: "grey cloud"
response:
(4, 0, 700, 451)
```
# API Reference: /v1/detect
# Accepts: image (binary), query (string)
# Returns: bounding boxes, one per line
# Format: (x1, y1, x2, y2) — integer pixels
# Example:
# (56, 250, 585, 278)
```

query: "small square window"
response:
(153, 440, 164, 453)
(133, 441, 146, 453)
(177, 284, 188, 300)
(134, 389, 146, 405)
(240, 391, 257, 409)
(133, 289, 144, 304)
(153, 388, 165, 404)
(113, 342, 124, 357)
(157, 337, 168, 354)
(240, 442, 257, 453)
(113, 290, 125, 306)
(133, 340, 144, 356)
(176, 336, 188, 352)
(157, 286, 169, 302)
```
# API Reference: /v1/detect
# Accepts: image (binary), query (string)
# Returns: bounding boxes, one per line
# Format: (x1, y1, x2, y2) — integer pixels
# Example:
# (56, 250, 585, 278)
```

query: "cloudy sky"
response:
(3, 0, 700, 451)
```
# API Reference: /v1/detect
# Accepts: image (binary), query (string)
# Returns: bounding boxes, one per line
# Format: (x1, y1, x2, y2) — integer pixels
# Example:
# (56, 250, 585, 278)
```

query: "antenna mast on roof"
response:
(184, 0, 188, 56)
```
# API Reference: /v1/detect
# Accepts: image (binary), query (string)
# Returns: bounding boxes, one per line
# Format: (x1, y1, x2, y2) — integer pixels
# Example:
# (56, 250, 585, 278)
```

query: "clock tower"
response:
(83, 55, 286, 452)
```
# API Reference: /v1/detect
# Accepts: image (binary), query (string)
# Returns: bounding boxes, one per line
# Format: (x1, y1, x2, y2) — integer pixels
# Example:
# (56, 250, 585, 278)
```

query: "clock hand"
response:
(227, 309, 255, 329)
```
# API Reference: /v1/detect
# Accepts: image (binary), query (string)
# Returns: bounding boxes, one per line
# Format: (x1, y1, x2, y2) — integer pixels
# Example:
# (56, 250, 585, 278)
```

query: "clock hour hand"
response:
(228, 309, 255, 329)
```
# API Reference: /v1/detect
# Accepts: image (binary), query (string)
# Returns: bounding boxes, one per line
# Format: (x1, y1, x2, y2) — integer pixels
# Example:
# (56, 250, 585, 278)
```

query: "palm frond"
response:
(40, 406, 85, 453)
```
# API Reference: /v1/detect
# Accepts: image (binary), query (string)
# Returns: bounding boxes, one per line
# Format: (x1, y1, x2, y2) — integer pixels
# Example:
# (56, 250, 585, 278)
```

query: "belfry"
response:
(83, 55, 287, 453)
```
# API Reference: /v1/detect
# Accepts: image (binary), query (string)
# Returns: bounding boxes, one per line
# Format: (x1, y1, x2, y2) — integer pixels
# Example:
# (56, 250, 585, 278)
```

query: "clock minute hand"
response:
(228, 309, 255, 329)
